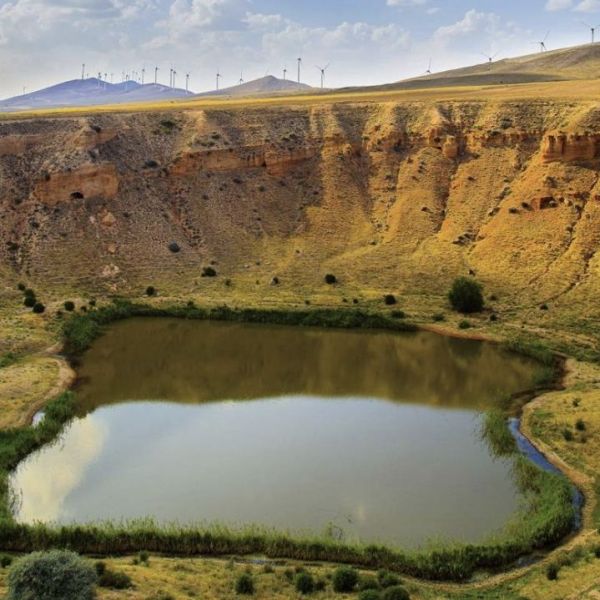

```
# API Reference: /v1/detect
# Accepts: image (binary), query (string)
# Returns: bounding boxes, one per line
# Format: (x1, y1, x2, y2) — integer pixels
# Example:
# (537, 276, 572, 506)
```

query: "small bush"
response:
(168, 242, 181, 253)
(283, 568, 294, 581)
(98, 568, 133, 589)
(314, 578, 326, 591)
(593, 545, 600, 558)
(32, 303, 46, 314)
(546, 563, 559, 580)
(24, 288, 36, 299)
(262, 563, 274, 574)
(17, 283, 26, 291)
(295, 571, 315, 595)
(64, 301, 75, 312)
(459, 320, 471, 330)
(146, 286, 157, 297)
(432, 313, 446, 322)
(391, 310, 406, 319)
(377, 570, 400, 588)
(235, 573, 255, 595)
(0, 555, 13, 568)
(332, 566, 358, 593)
(563, 428, 574, 442)
(23, 296, 36, 308)
(382, 586, 410, 600)
(138, 550, 150, 565)
(448, 277, 484, 313)
(359, 591, 381, 600)
(7, 550, 97, 600)
(95, 561, 106, 576)
(324, 274, 337, 285)
(575, 419, 586, 432)
(202, 267, 218, 278)
(384, 294, 397, 306)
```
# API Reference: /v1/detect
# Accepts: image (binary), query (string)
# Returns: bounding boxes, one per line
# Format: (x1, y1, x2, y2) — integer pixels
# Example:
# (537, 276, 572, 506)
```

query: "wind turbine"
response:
(480, 51, 500, 70)
(239, 71, 244, 85)
(580, 21, 600, 44)
(81, 64, 86, 80)
(297, 57, 302, 83)
(216, 70, 222, 90)
(316, 64, 329, 89)
(169, 67, 173, 88)
(283, 66, 287, 80)
(154, 66, 159, 84)
(172, 69, 177, 88)
(425, 58, 432, 74)
(535, 31, 550, 52)
(141, 67, 145, 85)
(186, 73, 190, 93)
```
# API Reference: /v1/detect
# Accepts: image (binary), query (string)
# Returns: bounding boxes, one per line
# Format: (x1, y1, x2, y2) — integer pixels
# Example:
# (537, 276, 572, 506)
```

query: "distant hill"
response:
(196, 75, 314, 98)
(355, 43, 600, 92)
(0, 78, 192, 111)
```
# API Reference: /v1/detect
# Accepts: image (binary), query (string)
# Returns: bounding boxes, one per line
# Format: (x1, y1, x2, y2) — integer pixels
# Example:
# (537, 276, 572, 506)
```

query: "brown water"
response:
(10, 318, 539, 547)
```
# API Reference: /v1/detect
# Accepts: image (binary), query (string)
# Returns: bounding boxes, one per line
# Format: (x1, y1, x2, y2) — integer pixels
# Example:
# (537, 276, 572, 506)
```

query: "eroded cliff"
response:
(1, 99, 599, 336)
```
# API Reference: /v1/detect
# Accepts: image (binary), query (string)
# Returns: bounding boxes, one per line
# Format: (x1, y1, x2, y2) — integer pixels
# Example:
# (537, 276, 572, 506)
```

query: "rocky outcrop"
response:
(34, 163, 119, 205)
(542, 133, 600, 163)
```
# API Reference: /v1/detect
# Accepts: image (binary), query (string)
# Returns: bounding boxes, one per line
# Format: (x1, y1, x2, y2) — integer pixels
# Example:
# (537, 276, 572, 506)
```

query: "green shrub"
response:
(332, 566, 358, 592)
(17, 283, 26, 292)
(295, 571, 314, 595)
(593, 546, 600, 559)
(458, 320, 471, 330)
(359, 591, 381, 600)
(32, 303, 45, 314)
(563, 428, 574, 442)
(448, 277, 484, 313)
(382, 586, 410, 600)
(23, 296, 36, 308)
(546, 563, 559, 580)
(235, 573, 255, 595)
(384, 294, 397, 306)
(324, 274, 337, 285)
(138, 550, 150, 565)
(146, 287, 156, 297)
(262, 563, 274, 574)
(94, 561, 106, 576)
(0, 555, 13, 568)
(64, 301, 75, 312)
(391, 310, 406, 319)
(7, 550, 97, 600)
(432, 313, 445, 322)
(202, 267, 218, 278)
(98, 568, 133, 589)
(314, 578, 326, 591)
(377, 570, 400, 588)
(168, 242, 181, 253)
(24, 289, 36, 299)
(575, 419, 586, 432)
(0, 353, 17, 369)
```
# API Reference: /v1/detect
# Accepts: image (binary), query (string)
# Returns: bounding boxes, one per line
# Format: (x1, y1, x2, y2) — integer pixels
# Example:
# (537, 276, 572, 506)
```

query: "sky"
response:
(1, 0, 600, 97)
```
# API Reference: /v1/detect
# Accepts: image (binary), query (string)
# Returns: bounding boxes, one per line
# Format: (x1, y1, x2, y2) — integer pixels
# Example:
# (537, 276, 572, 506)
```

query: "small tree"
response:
(64, 301, 75, 312)
(448, 277, 484, 313)
(332, 567, 358, 593)
(7, 550, 97, 600)
(325, 274, 337, 285)
(384, 294, 397, 306)
(23, 296, 36, 308)
(32, 303, 46, 314)
(146, 286, 157, 297)
(235, 573, 254, 595)
(295, 571, 315, 595)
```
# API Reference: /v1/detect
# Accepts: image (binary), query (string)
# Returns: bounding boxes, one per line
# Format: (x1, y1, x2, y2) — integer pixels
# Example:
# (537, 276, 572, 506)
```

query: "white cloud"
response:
(545, 0, 573, 10)
(574, 0, 600, 11)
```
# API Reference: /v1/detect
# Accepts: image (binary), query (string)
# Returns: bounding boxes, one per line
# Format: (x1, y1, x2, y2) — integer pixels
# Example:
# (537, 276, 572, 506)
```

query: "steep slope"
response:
(0, 99, 599, 343)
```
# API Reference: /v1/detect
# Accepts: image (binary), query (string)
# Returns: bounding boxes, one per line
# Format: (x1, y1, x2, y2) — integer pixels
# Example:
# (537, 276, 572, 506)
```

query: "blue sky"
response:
(1, 0, 599, 97)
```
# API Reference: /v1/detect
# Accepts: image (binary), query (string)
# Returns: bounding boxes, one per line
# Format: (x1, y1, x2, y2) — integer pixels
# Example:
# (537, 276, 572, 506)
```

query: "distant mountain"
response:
(197, 75, 314, 97)
(0, 78, 192, 111)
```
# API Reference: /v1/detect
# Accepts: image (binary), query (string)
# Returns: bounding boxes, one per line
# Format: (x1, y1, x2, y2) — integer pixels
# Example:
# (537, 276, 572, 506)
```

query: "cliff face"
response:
(0, 100, 599, 327)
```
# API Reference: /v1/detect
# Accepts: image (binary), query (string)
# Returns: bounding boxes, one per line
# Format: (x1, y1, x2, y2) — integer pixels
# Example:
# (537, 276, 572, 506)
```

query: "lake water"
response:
(10, 318, 539, 548)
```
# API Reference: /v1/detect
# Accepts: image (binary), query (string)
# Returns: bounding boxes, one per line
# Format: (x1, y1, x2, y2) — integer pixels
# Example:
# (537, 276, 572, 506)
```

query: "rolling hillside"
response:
(197, 75, 314, 97)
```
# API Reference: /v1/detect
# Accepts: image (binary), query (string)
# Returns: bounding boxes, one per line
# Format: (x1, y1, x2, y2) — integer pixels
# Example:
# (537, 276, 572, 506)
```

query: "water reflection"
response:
(10, 320, 539, 547)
